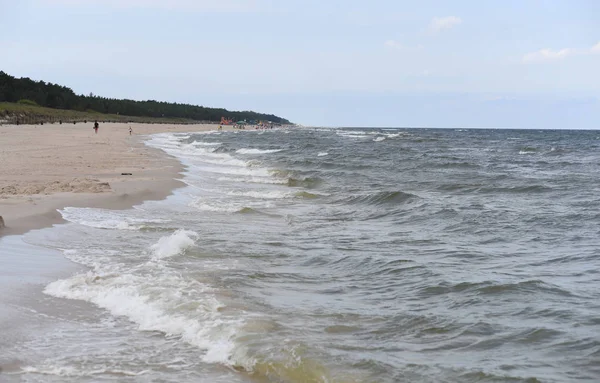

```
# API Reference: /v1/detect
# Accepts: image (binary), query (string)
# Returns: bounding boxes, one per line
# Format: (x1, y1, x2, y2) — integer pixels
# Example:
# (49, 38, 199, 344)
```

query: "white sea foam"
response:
(190, 198, 273, 213)
(150, 229, 198, 259)
(44, 269, 242, 366)
(193, 141, 222, 147)
(146, 133, 281, 187)
(338, 134, 368, 139)
(190, 201, 242, 213)
(216, 176, 288, 185)
(373, 136, 386, 142)
(317, 152, 329, 157)
(225, 189, 291, 199)
(236, 148, 283, 155)
(336, 130, 366, 136)
(57, 248, 122, 268)
(44, 226, 246, 368)
(60, 207, 171, 230)
(20, 365, 149, 377)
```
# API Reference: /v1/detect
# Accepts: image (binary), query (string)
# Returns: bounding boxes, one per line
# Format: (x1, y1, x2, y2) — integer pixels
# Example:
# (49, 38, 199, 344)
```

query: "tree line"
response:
(0, 71, 290, 124)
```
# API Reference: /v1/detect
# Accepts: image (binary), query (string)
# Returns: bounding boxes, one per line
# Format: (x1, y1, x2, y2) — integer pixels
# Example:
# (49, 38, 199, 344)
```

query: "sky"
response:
(1, 0, 599, 128)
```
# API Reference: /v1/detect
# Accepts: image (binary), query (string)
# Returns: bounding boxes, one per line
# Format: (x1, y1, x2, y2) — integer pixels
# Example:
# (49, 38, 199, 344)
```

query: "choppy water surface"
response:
(6, 128, 600, 382)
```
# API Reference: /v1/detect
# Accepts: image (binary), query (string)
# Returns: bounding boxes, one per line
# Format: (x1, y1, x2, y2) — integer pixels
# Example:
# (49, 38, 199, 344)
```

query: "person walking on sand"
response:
(129, 126, 132, 135)
(93, 120, 99, 134)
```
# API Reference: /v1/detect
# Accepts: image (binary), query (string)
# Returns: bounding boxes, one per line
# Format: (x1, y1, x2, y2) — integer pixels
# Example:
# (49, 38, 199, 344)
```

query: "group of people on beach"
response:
(218, 124, 276, 131)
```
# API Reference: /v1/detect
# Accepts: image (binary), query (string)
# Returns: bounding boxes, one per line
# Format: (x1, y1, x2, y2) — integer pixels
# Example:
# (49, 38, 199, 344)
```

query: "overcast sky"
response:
(1, 0, 599, 128)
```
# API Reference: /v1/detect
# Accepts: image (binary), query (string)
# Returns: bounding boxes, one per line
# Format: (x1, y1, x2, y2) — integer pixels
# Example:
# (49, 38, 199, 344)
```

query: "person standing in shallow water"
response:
(93, 121, 99, 134)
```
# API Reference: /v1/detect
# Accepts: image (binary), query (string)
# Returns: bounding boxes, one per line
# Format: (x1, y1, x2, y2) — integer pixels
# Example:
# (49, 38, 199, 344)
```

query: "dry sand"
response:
(0, 121, 226, 236)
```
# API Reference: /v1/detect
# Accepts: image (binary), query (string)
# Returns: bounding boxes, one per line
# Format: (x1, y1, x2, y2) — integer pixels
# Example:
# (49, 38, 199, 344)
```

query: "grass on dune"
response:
(0, 102, 202, 125)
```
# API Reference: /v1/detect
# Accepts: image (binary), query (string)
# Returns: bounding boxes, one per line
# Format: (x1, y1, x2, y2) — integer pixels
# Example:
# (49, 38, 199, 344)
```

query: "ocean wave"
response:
(458, 369, 543, 383)
(337, 133, 369, 139)
(478, 184, 553, 194)
(148, 133, 268, 179)
(436, 161, 479, 169)
(190, 200, 246, 213)
(236, 148, 283, 155)
(341, 191, 418, 206)
(294, 191, 323, 199)
(225, 189, 291, 199)
(420, 279, 574, 299)
(190, 163, 270, 178)
(45, 270, 242, 366)
(60, 207, 171, 231)
(436, 183, 483, 192)
(19, 365, 149, 378)
(544, 147, 569, 156)
(190, 198, 274, 213)
(286, 177, 323, 188)
(237, 207, 259, 214)
(192, 141, 222, 147)
(518, 146, 539, 155)
(44, 265, 347, 383)
(336, 130, 367, 135)
(269, 168, 293, 178)
(238, 345, 350, 383)
(216, 175, 289, 185)
(150, 229, 198, 259)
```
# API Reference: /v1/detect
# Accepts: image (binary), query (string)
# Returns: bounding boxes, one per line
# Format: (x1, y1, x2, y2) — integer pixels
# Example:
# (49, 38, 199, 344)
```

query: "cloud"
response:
(384, 40, 403, 50)
(523, 41, 600, 63)
(523, 48, 573, 63)
(429, 16, 462, 33)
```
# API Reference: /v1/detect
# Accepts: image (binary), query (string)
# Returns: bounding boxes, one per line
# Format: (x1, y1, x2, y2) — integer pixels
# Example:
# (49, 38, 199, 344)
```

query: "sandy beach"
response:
(0, 122, 225, 236)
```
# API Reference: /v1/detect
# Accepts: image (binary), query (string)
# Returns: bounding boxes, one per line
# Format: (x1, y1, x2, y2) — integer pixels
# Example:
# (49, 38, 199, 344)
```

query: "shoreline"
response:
(0, 122, 227, 237)
(0, 122, 223, 376)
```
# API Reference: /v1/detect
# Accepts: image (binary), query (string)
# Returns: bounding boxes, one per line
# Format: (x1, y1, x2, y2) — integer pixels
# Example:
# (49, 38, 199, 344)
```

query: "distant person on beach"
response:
(129, 126, 132, 135)
(93, 121, 99, 134)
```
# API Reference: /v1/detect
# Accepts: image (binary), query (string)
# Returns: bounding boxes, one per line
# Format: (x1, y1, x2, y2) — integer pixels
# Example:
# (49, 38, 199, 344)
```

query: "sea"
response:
(1, 127, 599, 383)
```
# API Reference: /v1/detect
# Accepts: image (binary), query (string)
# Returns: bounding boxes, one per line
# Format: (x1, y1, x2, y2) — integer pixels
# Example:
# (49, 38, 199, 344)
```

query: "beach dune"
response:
(0, 122, 223, 236)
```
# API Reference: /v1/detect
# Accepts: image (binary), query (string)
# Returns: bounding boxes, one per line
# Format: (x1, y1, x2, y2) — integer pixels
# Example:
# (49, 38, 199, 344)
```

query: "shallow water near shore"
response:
(2, 127, 600, 382)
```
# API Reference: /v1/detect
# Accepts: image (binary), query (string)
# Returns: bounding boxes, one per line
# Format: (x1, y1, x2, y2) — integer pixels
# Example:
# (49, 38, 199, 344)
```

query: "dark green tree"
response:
(0, 71, 290, 124)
